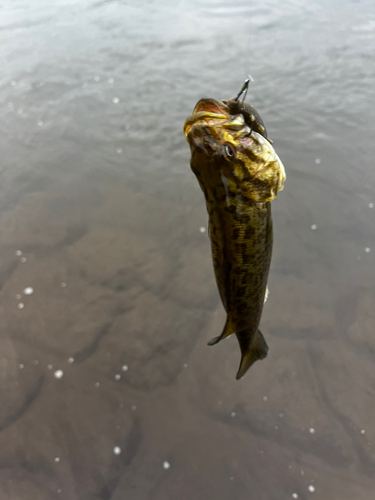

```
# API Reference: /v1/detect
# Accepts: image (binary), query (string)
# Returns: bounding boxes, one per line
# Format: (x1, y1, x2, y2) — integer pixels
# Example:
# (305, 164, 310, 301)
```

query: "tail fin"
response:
(235, 329, 269, 380)
(207, 315, 235, 346)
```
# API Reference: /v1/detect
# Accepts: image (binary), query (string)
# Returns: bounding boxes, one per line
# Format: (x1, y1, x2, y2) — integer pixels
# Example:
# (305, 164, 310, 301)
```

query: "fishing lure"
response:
(225, 76, 273, 144)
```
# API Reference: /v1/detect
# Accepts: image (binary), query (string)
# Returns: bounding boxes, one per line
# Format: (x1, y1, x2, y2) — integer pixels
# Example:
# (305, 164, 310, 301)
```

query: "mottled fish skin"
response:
(183, 98, 285, 379)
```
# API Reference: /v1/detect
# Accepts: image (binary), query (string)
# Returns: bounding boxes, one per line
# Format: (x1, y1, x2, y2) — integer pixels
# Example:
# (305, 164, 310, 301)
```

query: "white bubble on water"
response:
(309, 428, 315, 434)
(311, 224, 317, 230)
(61, 282, 67, 288)
(163, 461, 170, 470)
(263, 396, 268, 401)
(113, 446, 121, 455)
(15, 294, 21, 300)
(19, 364, 24, 369)
(315, 158, 321, 164)
(95, 382, 100, 387)
(18, 303, 24, 309)
(231, 412, 236, 418)
(54, 457, 60, 463)
(15, 250, 22, 256)
(121, 365, 128, 372)
(47, 364, 53, 370)
(368, 202, 374, 208)
(23, 287, 34, 295)
(112, 97, 120, 104)
(68, 357, 74, 364)
(21, 257, 27, 262)
(54, 370, 64, 379)
(279, 413, 284, 418)
(114, 374, 121, 381)
(37, 120, 44, 127)
(308, 485, 315, 493)
(365, 247, 371, 253)
(361, 429, 366, 434)
(183, 363, 188, 368)
(292, 494, 298, 499)
(199, 227, 205, 233)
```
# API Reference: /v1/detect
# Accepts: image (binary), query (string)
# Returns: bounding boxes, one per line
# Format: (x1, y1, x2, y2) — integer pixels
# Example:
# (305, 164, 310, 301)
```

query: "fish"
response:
(183, 87, 286, 379)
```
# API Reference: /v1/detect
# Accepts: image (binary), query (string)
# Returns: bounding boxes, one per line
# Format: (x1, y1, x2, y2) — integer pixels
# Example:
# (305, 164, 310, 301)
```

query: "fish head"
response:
(183, 98, 286, 202)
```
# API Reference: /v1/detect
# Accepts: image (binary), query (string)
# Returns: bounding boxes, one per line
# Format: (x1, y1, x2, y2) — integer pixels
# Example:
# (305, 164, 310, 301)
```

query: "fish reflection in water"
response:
(184, 81, 286, 379)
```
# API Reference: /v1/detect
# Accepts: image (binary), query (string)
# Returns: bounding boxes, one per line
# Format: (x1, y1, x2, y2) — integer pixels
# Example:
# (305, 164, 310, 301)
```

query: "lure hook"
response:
(234, 74, 254, 104)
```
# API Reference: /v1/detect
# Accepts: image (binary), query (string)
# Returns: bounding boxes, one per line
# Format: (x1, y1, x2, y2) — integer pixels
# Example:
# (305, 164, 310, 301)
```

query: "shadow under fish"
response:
(183, 82, 286, 379)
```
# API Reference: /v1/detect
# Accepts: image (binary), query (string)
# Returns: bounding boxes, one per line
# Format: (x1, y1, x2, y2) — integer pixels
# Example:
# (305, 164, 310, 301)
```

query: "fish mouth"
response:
(184, 99, 228, 136)
(183, 98, 251, 138)
(193, 98, 229, 115)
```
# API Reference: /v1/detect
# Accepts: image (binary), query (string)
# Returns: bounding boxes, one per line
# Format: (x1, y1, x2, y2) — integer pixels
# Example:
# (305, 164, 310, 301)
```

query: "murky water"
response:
(1, 0, 375, 498)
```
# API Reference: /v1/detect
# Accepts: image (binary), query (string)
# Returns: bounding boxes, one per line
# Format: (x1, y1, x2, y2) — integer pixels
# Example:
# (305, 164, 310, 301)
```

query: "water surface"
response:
(1, 0, 375, 498)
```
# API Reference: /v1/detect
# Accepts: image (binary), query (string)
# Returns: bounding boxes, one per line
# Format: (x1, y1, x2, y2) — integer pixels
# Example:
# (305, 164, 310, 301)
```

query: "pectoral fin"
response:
(235, 329, 269, 380)
(207, 315, 235, 346)
(264, 286, 269, 303)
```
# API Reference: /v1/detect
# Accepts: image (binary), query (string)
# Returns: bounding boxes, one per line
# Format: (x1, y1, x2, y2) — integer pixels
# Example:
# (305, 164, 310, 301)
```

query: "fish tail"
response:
(235, 329, 269, 380)
(207, 315, 235, 346)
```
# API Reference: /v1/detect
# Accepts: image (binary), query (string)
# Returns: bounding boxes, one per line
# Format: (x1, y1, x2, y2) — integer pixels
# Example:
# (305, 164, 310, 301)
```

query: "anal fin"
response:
(235, 329, 269, 380)
(208, 316, 235, 346)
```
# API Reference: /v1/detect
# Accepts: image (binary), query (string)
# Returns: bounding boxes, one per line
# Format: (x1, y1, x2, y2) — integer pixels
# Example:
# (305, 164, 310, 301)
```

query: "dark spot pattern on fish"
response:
(236, 302, 248, 315)
(225, 205, 237, 214)
(232, 228, 240, 240)
(235, 243, 247, 254)
(242, 254, 252, 265)
(244, 226, 256, 239)
(236, 286, 247, 298)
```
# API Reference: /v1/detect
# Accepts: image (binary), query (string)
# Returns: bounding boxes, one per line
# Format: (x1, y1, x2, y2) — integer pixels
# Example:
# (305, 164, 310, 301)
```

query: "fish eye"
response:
(224, 144, 236, 159)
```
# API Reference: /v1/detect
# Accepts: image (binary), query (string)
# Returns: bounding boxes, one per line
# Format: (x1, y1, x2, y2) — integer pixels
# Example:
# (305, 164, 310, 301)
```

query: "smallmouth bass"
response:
(183, 90, 286, 379)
